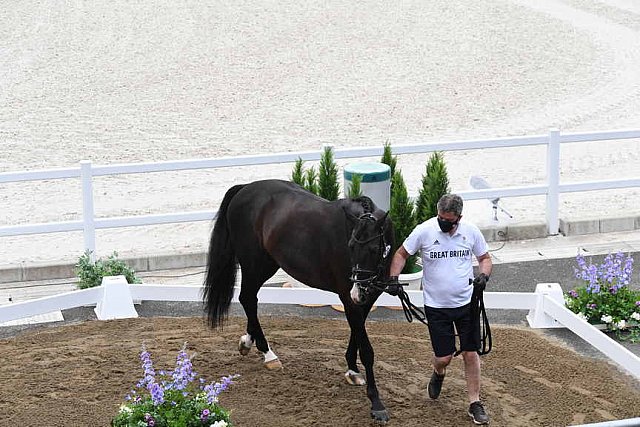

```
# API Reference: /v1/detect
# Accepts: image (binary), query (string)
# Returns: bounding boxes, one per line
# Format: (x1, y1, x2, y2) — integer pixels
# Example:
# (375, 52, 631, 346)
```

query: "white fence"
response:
(1, 276, 639, 382)
(1, 128, 640, 258)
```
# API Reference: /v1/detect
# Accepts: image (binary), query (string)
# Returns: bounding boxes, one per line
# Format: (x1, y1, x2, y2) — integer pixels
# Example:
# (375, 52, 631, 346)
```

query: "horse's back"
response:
(227, 179, 351, 290)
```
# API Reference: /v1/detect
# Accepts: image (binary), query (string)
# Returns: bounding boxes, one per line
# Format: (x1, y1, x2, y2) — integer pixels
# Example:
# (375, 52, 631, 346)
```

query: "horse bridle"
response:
(348, 213, 391, 297)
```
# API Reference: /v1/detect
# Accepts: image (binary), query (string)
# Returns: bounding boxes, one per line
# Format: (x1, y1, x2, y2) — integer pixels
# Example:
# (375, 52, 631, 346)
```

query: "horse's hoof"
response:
(238, 336, 253, 356)
(345, 369, 366, 386)
(370, 409, 389, 424)
(264, 358, 282, 370)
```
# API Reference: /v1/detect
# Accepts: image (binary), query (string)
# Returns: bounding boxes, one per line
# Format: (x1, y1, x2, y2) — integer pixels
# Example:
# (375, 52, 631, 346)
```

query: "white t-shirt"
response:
(402, 217, 489, 308)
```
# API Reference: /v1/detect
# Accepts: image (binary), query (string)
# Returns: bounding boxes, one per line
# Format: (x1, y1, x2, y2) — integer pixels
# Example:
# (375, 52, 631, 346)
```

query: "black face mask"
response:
(437, 217, 458, 233)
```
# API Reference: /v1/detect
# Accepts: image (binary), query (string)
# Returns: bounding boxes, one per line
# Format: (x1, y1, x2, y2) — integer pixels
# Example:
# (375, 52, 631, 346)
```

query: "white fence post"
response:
(80, 160, 96, 260)
(94, 275, 138, 320)
(526, 282, 565, 328)
(546, 129, 561, 235)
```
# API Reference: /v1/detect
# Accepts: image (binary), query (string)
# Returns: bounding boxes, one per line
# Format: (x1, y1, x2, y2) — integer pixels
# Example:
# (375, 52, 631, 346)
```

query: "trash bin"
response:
(343, 162, 391, 211)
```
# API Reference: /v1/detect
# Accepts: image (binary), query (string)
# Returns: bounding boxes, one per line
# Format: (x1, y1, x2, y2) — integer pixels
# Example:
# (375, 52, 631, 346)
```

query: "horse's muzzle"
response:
(349, 269, 380, 305)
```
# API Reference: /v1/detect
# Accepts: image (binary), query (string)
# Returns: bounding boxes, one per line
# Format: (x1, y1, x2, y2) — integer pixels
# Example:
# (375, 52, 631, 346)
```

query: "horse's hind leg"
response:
(237, 255, 281, 370)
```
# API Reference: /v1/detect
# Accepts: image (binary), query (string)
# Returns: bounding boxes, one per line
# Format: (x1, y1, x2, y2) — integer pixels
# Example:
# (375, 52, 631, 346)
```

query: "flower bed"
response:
(112, 343, 237, 427)
(565, 252, 640, 342)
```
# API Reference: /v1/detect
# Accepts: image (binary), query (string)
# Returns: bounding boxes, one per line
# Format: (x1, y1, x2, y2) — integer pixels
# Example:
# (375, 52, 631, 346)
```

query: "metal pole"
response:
(80, 161, 96, 261)
(546, 128, 560, 235)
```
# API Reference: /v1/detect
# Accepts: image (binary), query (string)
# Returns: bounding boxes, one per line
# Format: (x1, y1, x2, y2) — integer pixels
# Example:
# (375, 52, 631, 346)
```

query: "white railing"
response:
(1, 277, 639, 381)
(1, 128, 639, 257)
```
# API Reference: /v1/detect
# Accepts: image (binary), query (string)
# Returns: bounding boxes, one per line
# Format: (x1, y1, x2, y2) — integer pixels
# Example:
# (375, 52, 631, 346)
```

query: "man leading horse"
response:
(387, 193, 493, 425)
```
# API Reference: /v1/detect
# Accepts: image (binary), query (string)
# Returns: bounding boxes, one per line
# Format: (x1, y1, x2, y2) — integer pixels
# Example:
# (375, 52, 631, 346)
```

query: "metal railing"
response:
(1, 128, 639, 257)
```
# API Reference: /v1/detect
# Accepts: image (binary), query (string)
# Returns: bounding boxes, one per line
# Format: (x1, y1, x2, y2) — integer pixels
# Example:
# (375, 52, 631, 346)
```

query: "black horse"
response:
(203, 179, 394, 422)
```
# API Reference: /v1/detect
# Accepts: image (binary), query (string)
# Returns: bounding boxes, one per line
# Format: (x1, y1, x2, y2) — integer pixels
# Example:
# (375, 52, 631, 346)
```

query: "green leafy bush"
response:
(75, 251, 141, 289)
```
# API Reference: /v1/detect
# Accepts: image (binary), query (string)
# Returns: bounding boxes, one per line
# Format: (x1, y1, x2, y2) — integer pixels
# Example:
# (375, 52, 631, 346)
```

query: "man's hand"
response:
(473, 273, 489, 292)
(385, 276, 404, 296)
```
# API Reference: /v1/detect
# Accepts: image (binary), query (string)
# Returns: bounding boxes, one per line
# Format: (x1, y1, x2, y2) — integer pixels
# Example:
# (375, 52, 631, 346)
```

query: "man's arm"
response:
(389, 245, 410, 277)
(476, 252, 492, 278)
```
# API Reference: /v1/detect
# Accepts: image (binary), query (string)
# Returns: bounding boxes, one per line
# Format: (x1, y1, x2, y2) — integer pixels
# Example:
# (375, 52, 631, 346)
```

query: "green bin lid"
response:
(343, 162, 391, 183)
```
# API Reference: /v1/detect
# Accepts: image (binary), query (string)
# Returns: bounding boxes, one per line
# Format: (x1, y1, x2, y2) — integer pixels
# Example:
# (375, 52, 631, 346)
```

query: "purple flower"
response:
(170, 347, 197, 391)
(587, 283, 601, 294)
(149, 382, 164, 405)
(122, 345, 237, 425)
(575, 252, 635, 292)
(139, 350, 156, 388)
(568, 290, 578, 298)
(587, 303, 597, 310)
(204, 375, 238, 404)
(636, 301, 640, 307)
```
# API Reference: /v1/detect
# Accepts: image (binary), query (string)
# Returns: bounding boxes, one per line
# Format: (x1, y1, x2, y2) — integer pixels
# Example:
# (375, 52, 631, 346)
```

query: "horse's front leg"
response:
(345, 332, 365, 386)
(344, 301, 377, 386)
(359, 326, 388, 423)
(343, 301, 389, 423)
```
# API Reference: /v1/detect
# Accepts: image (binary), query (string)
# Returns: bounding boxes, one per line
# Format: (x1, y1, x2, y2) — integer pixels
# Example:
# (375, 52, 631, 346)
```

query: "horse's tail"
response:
(203, 184, 246, 328)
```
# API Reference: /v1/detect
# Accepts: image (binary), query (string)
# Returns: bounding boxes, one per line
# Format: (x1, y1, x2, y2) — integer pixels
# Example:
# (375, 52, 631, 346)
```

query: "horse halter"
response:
(348, 213, 391, 298)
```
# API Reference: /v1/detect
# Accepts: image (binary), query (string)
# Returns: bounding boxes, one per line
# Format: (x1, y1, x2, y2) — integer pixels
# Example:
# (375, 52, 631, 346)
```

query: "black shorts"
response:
(424, 303, 480, 357)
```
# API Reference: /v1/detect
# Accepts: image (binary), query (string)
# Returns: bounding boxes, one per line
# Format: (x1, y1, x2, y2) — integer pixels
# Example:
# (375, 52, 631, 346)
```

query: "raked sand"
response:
(1, 0, 639, 267)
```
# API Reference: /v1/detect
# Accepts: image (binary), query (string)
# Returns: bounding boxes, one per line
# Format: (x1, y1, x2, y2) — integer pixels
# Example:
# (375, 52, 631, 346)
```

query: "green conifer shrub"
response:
(389, 171, 419, 274)
(318, 146, 340, 201)
(346, 173, 363, 198)
(415, 151, 450, 224)
(291, 158, 305, 187)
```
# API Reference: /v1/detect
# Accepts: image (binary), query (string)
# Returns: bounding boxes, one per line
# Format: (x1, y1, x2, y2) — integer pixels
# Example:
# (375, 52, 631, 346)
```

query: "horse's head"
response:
(347, 210, 393, 305)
